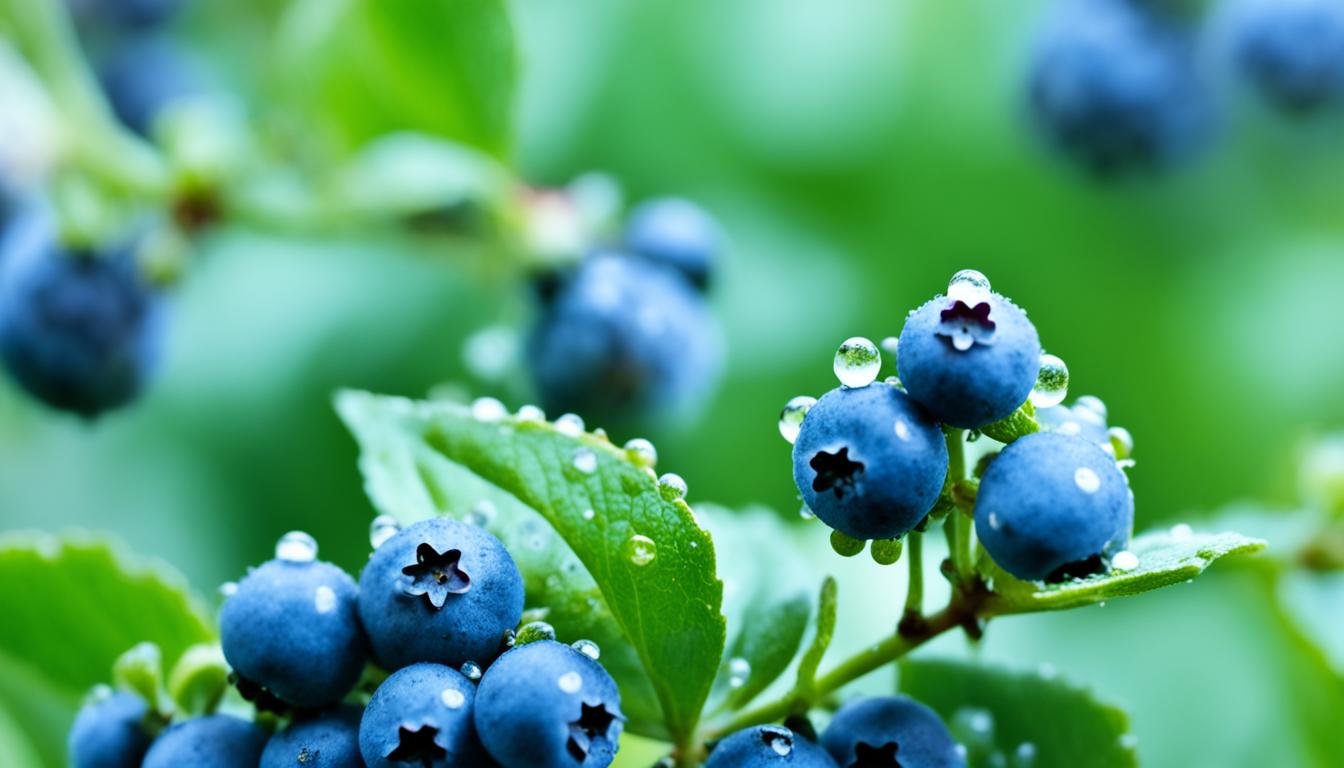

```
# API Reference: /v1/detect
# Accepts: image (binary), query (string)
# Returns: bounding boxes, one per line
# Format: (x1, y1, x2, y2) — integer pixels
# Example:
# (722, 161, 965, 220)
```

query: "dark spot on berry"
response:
(811, 447, 864, 499)
(386, 724, 447, 767)
(401, 543, 471, 609)
(1046, 553, 1108, 583)
(567, 702, 619, 761)
(936, 300, 996, 350)
(852, 740, 903, 768)
(228, 672, 289, 716)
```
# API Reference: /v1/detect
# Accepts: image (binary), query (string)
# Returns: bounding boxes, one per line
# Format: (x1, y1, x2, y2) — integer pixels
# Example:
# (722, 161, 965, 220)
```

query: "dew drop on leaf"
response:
(515, 404, 546, 422)
(657, 473, 688, 499)
(727, 657, 751, 689)
(1170, 523, 1193, 540)
(778, 396, 817, 444)
(1030, 354, 1069, 408)
(466, 500, 497, 528)
(470, 396, 508, 422)
(1110, 550, 1139, 571)
(555, 413, 585, 435)
(573, 448, 598, 474)
(833, 337, 881, 388)
(623, 437, 658, 467)
(625, 535, 657, 566)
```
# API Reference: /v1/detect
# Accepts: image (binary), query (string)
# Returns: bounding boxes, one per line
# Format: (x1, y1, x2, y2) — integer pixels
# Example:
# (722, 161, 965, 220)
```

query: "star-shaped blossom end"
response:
(936, 299, 996, 351)
(401, 543, 471, 610)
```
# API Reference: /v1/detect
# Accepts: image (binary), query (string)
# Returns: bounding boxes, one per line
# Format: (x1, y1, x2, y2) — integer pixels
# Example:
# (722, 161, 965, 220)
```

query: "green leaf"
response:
(712, 590, 810, 711)
(899, 659, 1137, 768)
(0, 534, 214, 766)
(280, 0, 516, 159)
(979, 400, 1039, 445)
(982, 528, 1266, 614)
(794, 576, 837, 693)
(0, 697, 42, 768)
(336, 391, 725, 746)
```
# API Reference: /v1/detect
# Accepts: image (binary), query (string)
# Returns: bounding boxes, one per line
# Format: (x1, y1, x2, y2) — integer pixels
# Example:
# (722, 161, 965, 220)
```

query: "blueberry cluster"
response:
(68, 518, 626, 768)
(0, 208, 167, 418)
(785, 270, 1135, 582)
(1222, 0, 1344, 115)
(707, 696, 962, 768)
(527, 197, 724, 425)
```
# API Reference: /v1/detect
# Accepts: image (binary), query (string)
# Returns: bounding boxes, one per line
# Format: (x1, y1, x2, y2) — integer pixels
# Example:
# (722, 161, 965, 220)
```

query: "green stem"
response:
(2, 0, 168, 197)
(945, 429, 974, 584)
(903, 532, 924, 617)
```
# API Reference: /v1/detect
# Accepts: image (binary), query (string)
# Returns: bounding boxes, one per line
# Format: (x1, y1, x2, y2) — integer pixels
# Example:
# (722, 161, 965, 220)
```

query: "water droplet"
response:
(969, 710, 994, 734)
(1074, 395, 1108, 420)
(557, 671, 583, 694)
(573, 449, 598, 474)
(894, 418, 912, 442)
(658, 473, 688, 499)
(219, 581, 238, 598)
(440, 688, 466, 709)
(502, 628, 517, 648)
(1074, 467, 1101, 493)
(369, 515, 400, 549)
(463, 325, 518, 382)
(623, 438, 658, 467)
(582, 508, 596, 521)
(1111, 550, 1139, 571)
(91, 684, 113, 702)
(516, 621, 556, 645)
(275, 531, 318, 563)
(1108, 427, 1134, 460)
(1170, 523, 1193, 540)
(466, 500, 497, 528)
(1098, 601, 1107, 608)
(555, 413, 585, 436)
(799, 504, 816, 521)
(1118, 733, 1139, 750)
(834, 337, 881, 388)
(778, 396, 817, 444)
(460, 661, 483, 681)
(830, 530, 865, 557)
(1030, 354, 1069, 408)
(572, 639, 601, 660)
(880, 336, 900, 356)
(471, 396, 508, 422)
(954, 744, 969, 761)
(314, 585, 337, 614)
(761, 725, 793, 756)
(727, 657, 751, 689)
(1012, 742, 1038, 768)
(988, 511, 1002, 530)
(947, 269, 992, 302)
(516, 404, 546, 422)
(625, 535, 657, 566)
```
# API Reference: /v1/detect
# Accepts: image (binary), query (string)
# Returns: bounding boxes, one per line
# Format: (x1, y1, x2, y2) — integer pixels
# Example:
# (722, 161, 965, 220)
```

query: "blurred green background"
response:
(2, 0, 1343, 765)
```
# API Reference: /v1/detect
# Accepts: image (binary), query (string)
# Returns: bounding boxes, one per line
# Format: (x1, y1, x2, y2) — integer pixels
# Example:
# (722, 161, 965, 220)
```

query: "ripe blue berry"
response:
(1026, 0, 1211, 175)
(261, 706, 362, 768)
(1224, 0, 1344, 114)
(897, 292, 1041, 430)
(358, 517, 523, 671)
(975, 431, 1135, 581)
(359, 663, 490, 768)
(219, 558, 367, 710)
(141, 714, 268, 768)
(706, 725, 838, 767)
(526, 252, 722, 423)
(475, 640, 624, 768)
(68, 691, 154, 768)
(821, 696, 963, 768)
(0, 210, 167, 418)
(792, 383, 947, 541)
(624, 197, 722, 290)
(98, 36, 200, 136)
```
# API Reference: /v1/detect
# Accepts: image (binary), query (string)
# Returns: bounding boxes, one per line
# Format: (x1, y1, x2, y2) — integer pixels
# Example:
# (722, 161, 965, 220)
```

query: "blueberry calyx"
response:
(401, 543, 471, 609)
(386, 723, 448, 766)
(567, 702, 619, 761)
(810, 447, 865, 499)
(852, 740, 901, 767)
(937, 300, 997, 351)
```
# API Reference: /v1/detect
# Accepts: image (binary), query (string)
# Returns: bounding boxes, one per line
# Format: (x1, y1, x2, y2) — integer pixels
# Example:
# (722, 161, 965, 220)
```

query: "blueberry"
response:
(98, 35, 200, 136)
(358, 517, 523, 671)
(624, 197, 722, 290)
(1026, 0, 1211, 175)
(821, 696, 963, 768)
(975, 431, 1134, 581)
(68, 691, 154, 768)
(526, 252, 723, 424)
(706, 725, 837, 767)
(220, 559, 367, 710)
(1224, 0, 1344, 114)
(0, 210, 166, 417)
(475, 640, 624, 768)
(792, 384, 948, 541)
(261, 706, 363, 768)
(896, 291, 1040, 430)
(359, 664, 489, 768)
(69, 0, 188, 30)
(141, 714, 268, 768)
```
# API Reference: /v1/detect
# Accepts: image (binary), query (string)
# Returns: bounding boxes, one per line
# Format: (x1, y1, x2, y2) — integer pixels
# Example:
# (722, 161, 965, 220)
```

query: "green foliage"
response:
(337, 390, 725, 746)
(712, 591, 810, 711)
(900, 658, 1137, 768)
(979, 401, 1040, 445)
(982, 528, 1266, 614)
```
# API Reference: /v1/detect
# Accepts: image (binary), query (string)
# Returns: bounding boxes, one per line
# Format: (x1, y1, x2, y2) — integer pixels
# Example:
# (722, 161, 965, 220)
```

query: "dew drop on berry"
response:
(1074, 395, 1107, 420)
(555, 413, 585, 435)
(623, 438, 658, 467)
(470, 396, 508, 422)
(516, 404, 546, 422)
(1074, 467, 1101, 493)
(894, 418, 913, 442)
(440, 688, 466, 709)
(516, 621, 557, 645)
(369, 515, 400, 549)
(947, 269, 992, 303)
(778, 396, 816, 444)
(799, 504, 816, 521)
(313, 585, 337, 614)
(572, 639, 601, 661)
(275, 531, 318, 563)
(460, 661, 483, 681)
(1030, 354, 1069, 408)
(657, 473, 688, 499)
(727, 657, 751, 689)
(761, 725, 793, 756)
(219, 581, 238, 598)
(1108, 427, 1134, 459)
(1111, 550, 1139, 571)
(573, 448, 598, 474)
(833, 337, 881, 388)
(557, 671, 583, 694)
(624, 535, 658, 566)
